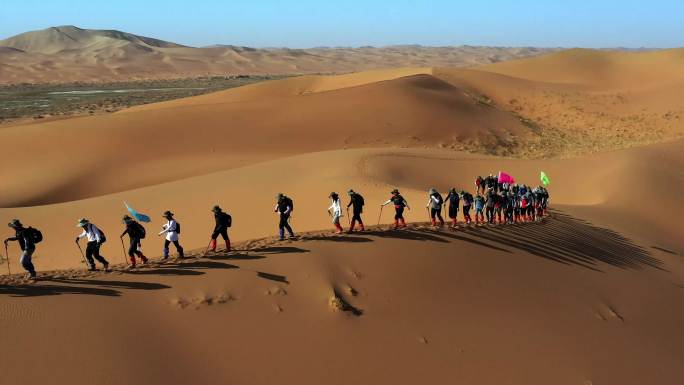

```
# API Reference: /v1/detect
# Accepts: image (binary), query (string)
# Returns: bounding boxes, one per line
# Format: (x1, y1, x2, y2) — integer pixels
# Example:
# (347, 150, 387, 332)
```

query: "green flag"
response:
(540, 171, 550, 186)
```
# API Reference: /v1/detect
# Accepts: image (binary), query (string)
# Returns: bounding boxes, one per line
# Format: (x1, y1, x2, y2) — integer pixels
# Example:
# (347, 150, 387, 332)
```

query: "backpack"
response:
(93, 225, 107, 244)
(285, 197, 293, 211)
(357, 194, 365, 207)
(26, 227, 43, 244)
(221, 212, 232, 228)
(133, 222, 146, 239)
(433, 193, 443, 206)
(175, 222, 181, 234)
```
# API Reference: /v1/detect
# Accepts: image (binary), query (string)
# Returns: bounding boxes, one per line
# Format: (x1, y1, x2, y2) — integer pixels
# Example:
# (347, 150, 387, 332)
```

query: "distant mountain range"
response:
(0, 25, 559, 84)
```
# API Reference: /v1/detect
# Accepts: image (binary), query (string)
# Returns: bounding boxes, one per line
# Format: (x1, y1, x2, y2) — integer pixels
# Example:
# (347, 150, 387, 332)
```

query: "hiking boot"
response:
(103, 263, 111, 272)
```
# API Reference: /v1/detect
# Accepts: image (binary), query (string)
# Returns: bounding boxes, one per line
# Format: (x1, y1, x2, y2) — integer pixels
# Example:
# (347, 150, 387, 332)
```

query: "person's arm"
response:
(404, 199, 411, 210)
(120, 228, 128, 238)
(76, 229, 87, 243)
(4, 236, 17, 244)
(159, 221, 169, 236)
(381, 199, 392, 206)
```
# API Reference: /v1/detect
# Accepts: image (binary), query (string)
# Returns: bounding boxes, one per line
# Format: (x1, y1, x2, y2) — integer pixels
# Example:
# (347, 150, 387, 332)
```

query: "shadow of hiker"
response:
(368, 229, 449, 243)
(43, 277, 172, 291)
(300, 235, 373, 243)
(250, 246, 310, 254)
(455, 210, 662, 271)
(257, 271, 289, 284)
(124, 268, 205, 276)
(0, 283, 122, 297)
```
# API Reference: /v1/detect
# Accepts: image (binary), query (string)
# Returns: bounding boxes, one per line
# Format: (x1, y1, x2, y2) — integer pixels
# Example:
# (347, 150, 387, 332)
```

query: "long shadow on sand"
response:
(1, 277, 171, 298)
(449, 210, 662, 271)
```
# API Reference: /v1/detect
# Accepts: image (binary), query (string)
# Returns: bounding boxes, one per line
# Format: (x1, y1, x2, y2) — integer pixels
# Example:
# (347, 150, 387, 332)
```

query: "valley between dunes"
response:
(1, 48, 683, 385)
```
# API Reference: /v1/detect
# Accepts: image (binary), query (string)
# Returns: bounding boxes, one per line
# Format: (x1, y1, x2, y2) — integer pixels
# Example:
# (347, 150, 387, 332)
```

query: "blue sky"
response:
(2, 0, 683, 48)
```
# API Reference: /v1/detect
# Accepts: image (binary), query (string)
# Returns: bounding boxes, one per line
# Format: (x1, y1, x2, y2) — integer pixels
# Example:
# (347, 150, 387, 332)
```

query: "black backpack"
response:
(357, 194, 365, 206)
(286, 197, 293, 211)
(132, 222, 146, 239)
(433, 193, 443, 205)
(175, 222, 181, 234)
(26, 227, 43, 244)
(221, 212, 232, 228)
(93, 225, 107, 244)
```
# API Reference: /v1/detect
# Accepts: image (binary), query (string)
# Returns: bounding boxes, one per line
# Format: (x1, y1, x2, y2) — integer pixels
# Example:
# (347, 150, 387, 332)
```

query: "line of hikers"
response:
(325, 182, 549, 233)
(3, 182, 548, 279)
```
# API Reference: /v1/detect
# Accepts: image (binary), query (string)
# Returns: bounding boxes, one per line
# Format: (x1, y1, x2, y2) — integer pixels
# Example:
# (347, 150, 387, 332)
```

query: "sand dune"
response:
(477, 48, 684, 88)
(0, 73, 530, 207)
(0, 26, 557, 84)
(1, 201, 682, 385)
(2, 41, 684, 384)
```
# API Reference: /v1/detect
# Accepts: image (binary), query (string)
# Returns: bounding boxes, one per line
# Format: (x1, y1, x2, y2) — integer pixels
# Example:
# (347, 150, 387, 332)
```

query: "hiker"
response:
(474, 193, 485, 224)
(210, 206, 232, 252)
(540, 186, 550, 215)
(120, 215, 148, 268)
(346, 189, 365, 232)
(275, 193, 295, 240)
(494, 190, 503, 224)
(526, 191, 537, 221)
(514, 190, 522, 223)
(461, 190, 473, 224)
(328, 192, 344, 234)
(475, 176, 484, 194)
(381, 189, 410, 229)
(485, 188, 497, 224)
(4, 219, 39, 279)
(159, 211, 184, 259)
(425, 188, 444, 226)
(504, 192, 515, 224)
(446, 188, 460, 227)
(75, 218, 109, 271)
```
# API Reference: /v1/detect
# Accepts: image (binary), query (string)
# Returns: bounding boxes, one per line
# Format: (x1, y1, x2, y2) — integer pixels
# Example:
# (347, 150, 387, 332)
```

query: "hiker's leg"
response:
(91, 242, 108, 266)
(163, 239, 171, 258)
(84, 241, 97, 269)
(20, 248, 36, 276)
(172, 240, 184, 257)
(221, 229, 231, 251)
(128, 238, 137, 261)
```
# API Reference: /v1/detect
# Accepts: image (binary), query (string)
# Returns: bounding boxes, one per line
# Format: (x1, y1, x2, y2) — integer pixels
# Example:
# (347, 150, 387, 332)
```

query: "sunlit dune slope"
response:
(0, 73, 529, 207)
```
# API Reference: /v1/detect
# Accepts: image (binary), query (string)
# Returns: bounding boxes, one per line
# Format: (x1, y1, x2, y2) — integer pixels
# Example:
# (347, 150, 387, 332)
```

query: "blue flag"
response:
(124, 202, 151, 223)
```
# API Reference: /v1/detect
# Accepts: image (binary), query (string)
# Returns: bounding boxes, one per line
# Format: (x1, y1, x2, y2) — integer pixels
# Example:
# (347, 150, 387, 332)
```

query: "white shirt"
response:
(328, 198, 342, 217)
(78, 223, 103, 243)
(159, 219, 179, 242)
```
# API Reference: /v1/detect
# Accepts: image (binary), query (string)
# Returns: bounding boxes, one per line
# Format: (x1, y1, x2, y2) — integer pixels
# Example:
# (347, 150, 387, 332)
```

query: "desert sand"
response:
(0, 26, 556, 84)
(1, 46, 683, 385)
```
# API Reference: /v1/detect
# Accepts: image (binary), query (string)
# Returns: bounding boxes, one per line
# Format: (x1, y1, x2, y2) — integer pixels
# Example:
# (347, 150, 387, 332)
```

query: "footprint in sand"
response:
(171, 292, 234, 310)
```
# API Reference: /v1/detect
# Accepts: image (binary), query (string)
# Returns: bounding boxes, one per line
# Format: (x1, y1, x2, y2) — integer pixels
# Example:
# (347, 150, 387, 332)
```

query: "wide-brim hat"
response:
(7, 219, 22, 228)
(122, 215, 133, 223)
(211, 205, 222, 212)
(347, 189, 355, 195)
(391, 189, 399, 194)
(163, 210, 174, 217)
(76, 218, 89, 227)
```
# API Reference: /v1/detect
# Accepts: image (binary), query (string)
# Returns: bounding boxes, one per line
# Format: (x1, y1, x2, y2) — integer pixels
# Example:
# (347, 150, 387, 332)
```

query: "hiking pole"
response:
(346, 207, 351, 227)
(120, 237, 129, 265)
(377, 205, 384, 226)
(3, 243, 10, 276)
(75, 240, 89, 267)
